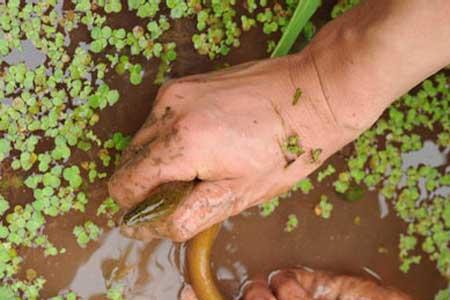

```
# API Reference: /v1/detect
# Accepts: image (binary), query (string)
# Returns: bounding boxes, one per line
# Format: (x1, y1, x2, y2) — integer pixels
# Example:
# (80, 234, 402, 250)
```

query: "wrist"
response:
(265, 16, 395, 179)
(272, 41, 379, 152)
(302, 0, 450, 129)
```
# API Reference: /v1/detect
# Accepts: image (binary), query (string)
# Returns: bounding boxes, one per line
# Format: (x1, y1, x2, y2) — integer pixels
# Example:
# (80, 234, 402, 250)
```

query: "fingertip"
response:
(242, 280, 276, 300)
(270, 270, 309, 300)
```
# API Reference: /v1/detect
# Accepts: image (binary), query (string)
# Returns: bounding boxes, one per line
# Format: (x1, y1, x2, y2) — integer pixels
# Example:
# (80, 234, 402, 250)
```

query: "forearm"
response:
(304, 0, 450, 131)
(263, 0, 450, 198)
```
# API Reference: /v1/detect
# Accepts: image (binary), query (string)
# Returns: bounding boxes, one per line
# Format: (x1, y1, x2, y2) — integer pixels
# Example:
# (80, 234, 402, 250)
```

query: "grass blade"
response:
(271, 0, 321, 58)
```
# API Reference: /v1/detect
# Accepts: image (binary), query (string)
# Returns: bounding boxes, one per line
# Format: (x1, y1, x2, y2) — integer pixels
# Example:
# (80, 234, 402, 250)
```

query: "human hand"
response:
(243, 269, 412, 300)
(109, 0, 450, 242)
(108, 49, 383, 241)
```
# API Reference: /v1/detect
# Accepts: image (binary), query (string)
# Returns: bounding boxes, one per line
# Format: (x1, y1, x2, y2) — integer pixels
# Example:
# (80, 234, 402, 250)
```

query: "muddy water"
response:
(21, 145, 448, 299)
(212, 145, 449, 300)
(3, 0, 448, 299)
(13, 1, 269, 298)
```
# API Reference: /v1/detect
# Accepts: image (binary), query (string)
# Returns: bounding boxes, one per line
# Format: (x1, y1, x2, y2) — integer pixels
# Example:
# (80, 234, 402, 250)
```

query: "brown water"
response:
(20, 151, 448, 299)
(212, 147, 449, 300)
(2, 0, 448, 299)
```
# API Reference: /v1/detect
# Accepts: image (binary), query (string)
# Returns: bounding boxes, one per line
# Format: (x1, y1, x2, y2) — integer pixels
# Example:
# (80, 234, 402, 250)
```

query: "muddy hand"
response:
(109, 0, 450, 242)
(108, 52, 367, 242)
(243, 269, 412, 300)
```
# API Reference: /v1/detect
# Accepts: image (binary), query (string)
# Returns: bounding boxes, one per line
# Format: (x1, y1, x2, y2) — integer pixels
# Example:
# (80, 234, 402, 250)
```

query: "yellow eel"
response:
(187, 224, 224, 300)
(122, 2, 321, 297)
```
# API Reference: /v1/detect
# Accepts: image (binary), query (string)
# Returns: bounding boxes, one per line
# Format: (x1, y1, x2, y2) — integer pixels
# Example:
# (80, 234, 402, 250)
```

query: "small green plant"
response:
(73, 221, 103, 248)
(292, 87, 302, 105)
(283, 135, 304, 156)
(315, 195, 333, 219)
(285, 214, 299, 232)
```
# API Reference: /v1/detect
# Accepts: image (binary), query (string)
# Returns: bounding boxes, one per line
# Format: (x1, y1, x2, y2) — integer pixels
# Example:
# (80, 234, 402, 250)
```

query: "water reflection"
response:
(3, 40, 47, 69)
(401, 140, 448, 169)
(402, 140, 450, 201)
(232, 261, 249, 286)
(376, 140, 449, 217)
(68, 229, 184, 299)
(216, 266, 235, 281)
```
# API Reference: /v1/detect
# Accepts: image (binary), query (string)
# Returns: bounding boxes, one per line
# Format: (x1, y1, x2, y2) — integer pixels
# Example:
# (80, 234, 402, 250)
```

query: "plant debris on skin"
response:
(283, 134, 304, 157)
(292, 87, 302, 105)
(310, 148, 322, 163)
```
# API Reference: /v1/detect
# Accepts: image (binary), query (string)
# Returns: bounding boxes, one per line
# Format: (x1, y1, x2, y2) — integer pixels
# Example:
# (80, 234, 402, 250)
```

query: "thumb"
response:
(109, 126, 197, 209)
(121, 179, 237, 242)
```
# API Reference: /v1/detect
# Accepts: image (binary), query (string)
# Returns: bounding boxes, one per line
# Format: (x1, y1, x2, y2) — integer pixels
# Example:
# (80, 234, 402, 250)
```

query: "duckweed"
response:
(285, 214, 299, 232)
(0, 0, 447, 298)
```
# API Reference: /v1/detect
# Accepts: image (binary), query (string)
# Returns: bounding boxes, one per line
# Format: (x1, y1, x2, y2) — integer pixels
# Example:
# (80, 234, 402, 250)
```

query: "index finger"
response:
(108, 127, 197, 208)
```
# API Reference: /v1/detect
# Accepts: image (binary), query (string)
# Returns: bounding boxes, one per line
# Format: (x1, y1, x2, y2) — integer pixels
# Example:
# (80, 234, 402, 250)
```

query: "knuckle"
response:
(172, 114, 201, 142)
(158, 79, 191, 101)
(158, 79, 180, 95)
(153, 81, 183, 108)
(154, 80, 196, 116)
